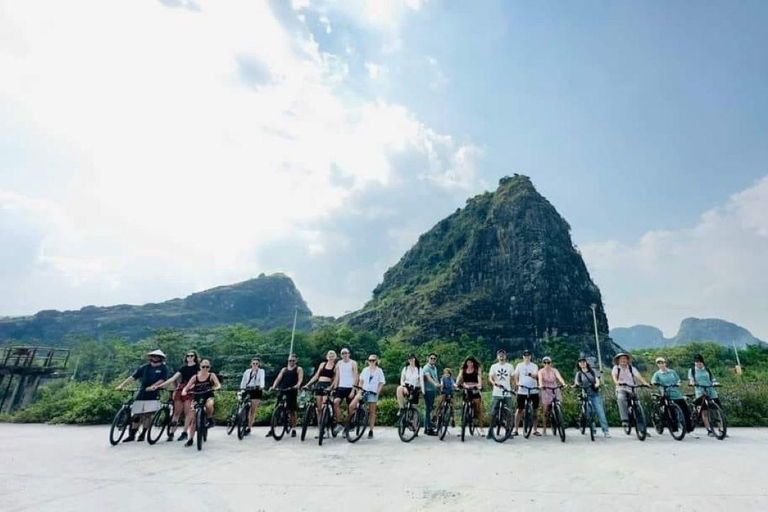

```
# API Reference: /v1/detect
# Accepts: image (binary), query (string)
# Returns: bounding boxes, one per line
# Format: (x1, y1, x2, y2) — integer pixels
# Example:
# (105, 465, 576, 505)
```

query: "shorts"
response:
(314, 381, 331, 396)
(246, 389, 263, 400)
(363, 391, 379, 404)
(404, 386, 421, 405)
(463, 389, 481, 401)
(283, 389, 298, 411)
(516, 393, 540, 411)
(334, 387, 354, 403)
(694, 396, 721, 409)
(131, 400, 161, 415)
(194, 392, 215, 403)
(173, 384, 192, 402)
(440, 389, 455, 396)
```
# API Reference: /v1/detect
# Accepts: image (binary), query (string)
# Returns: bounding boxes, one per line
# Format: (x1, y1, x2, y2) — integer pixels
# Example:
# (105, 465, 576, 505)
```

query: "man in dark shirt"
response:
(116, 349, 168, 442)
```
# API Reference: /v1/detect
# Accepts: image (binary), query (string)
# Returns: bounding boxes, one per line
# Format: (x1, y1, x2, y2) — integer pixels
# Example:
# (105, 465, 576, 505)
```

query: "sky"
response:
(1, 1, 767, 339)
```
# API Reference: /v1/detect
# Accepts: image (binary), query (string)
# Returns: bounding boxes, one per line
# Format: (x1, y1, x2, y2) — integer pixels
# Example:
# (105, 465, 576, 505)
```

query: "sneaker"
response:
(604, 431, 611, 438)
(333, 424, 343, 436)
(511, 431, 519, 437)
(122, 434, 136, 443)
(368, 431, 374, 439)
(265, 430, 274, 438)
(206, 418, 215, 429)
(136, 431, 146, 442)
(184, 439, 193, 447)
(708, 430, 716, 437)
(166, 432, 175, 442)
(177, 432, 188, 442)
(244, 428, 251, 437)
(291, 430, 297, 438)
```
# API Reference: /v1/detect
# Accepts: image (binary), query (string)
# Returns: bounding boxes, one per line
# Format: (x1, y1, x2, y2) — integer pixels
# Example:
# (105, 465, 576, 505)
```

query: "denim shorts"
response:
(363, 391, 378, 404)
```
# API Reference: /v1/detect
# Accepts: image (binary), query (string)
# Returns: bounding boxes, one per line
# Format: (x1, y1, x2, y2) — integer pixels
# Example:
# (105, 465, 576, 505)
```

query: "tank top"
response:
(319, 361, 335, 379)
(193, 374, 213, 394)
(463, 368, 479, 384)
(282, 366, 299, 388)
(338, 360, 356, 387)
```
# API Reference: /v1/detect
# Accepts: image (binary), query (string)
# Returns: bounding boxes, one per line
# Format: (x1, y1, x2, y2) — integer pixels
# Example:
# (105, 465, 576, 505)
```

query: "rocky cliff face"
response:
(610, 318, 765, 349)
(0, 273, 312, 345)
(610, 325, 667, 350)
(345, 175, 618, 360)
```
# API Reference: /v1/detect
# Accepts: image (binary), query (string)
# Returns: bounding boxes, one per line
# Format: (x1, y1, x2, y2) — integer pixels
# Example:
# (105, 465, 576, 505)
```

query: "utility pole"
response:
(590, 304, 603, 373)
(733, 341, 743, 375)
(288, 307, 298, 361)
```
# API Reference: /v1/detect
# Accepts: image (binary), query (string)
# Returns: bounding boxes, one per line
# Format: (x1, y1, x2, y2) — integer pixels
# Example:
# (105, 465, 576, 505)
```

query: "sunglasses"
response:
(368, 359, 377, 363)
(252, 361, 260, 364)
(288, 359, 297, 362)
(341, 352, 349, 355)
(186, 354, 196, 357)
(201, 365, 210, 369)
(657, 361, 666, 365)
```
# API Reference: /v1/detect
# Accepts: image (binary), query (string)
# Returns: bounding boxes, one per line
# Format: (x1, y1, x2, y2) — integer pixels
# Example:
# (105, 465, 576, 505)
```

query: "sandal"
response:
(533, 431, 542, 436)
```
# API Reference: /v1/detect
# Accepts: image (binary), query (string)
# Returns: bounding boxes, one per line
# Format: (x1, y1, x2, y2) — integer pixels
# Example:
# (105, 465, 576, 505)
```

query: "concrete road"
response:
(1, 424, 767, 511)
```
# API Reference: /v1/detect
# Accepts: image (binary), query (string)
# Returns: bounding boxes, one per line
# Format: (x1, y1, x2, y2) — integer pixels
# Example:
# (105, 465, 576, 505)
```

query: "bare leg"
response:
(248, 399, 260, 429)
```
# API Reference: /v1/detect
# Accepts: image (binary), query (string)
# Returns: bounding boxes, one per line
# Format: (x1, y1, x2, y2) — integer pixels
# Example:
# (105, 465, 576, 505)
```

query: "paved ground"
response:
(1, 424, 767, 511)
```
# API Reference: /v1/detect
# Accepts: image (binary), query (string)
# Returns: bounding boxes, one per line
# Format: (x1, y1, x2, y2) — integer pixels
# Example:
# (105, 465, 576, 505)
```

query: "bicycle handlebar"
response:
(352, 385, 378, 396)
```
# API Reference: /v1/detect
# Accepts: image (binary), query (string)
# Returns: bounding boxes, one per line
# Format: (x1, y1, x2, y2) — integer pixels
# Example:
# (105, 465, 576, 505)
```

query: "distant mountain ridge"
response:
(0, 273, 311, 345)
(610, 318, 765, 350)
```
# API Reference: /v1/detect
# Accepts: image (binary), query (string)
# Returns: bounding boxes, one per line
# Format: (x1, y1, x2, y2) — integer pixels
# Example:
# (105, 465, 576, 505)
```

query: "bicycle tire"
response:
(652, 403, 664, 435)
(579, 403, 588, 435)
(109, 406, 131, 446)
(668, 402, 686, 441)
(318, 407, 330, 446)
(345, 406, 367, 443)
(271, 405, 288, 441)
(634, 403, 647, 441)
(460, 403, 470, 442)
(490, 405, 512, 443)
(438, 404, 451, 441)
(196, 407, 205, 451)
(301, 404, 315, 442)
(523, 401, 533, 439)
(554, 403, 566, 443)
(398, 406, 419, 443)
(709, 402, 727, 440)
(226, 404, 238, 436)
(147, 406, 170, 445)
(236, 403, 250, 440)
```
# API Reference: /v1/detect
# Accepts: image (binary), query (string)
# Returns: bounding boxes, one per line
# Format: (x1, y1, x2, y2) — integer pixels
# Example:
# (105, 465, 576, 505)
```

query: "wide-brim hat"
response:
(613, 352, 631, 364)
(147, 349, 167, 359)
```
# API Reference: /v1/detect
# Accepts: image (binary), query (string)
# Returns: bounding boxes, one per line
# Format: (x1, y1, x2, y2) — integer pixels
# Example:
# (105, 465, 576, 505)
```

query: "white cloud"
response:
(319, 15, 332, 34)
(582, 175, 768, 340)
(364, 61, 388, 80)
(0, 0, 476, 317)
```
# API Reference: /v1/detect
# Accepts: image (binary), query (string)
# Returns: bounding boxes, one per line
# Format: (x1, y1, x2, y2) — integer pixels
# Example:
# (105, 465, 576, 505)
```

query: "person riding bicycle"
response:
(456, 356, 483, 436)
(332, 348, 358, 436)
(349, 354, 385, 439)
(611, 352, 651, 429)
(422, 353, 441, 436)
(181, 359, 221, 447)
(651, 356, 693, 433)
(438, 368, 456, 427)
(147, 349, 199, 442)
(572, 356, 610, 437)
(513, 349, 539, 436)
(538, 356, 567, 435)
(239, 356, 266, 437)
(396, 354, 424, 414)
(268, 354, 304, 438)
(115, 349, 169, 443)
(688, 354, 721, 437)
(303, 350, 338, 426)
(487, 349, 513, 440)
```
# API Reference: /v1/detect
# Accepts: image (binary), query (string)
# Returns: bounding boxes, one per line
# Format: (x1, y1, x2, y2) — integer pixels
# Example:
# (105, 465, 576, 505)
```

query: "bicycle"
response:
(518, 385, 539, 439)
(270, 388, 294, 441)
(224, 390, 249, 439)
(109, 390, 135, 446)
(435, 392, 455, 441)
(191, 390, 215, 451)
(686, 384, 727, 440)
(345, 385, 376, 443)
(397, 384, 422, 443)
(300, 387, 317, 442)
(488, 387, 515, 443)
(650, 384, 686, 441)
(575, 387, 596, 442)
(618, 383, 649, 441)
(542, 385, 566, 443)
(459, 386, 479, 442)
(146, 390, 177, 445)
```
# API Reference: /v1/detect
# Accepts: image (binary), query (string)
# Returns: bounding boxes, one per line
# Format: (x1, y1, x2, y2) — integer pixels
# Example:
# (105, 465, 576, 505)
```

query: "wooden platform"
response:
(0, 346, 70, 413)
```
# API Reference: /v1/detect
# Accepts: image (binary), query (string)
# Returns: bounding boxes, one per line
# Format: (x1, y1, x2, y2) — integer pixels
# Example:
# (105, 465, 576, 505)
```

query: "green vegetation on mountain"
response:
(0, 273, 311, 345)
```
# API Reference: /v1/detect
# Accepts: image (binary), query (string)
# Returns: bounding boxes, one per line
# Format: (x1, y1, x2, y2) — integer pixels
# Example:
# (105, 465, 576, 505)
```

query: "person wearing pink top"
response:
(538, 356, 567, 435)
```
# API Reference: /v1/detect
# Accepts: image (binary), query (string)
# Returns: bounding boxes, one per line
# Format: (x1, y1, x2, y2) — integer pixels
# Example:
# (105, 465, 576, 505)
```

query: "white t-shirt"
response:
(360, 366, 386, 393)
(337, 359, 357, 388)
(401, 366, 422, 387)
(489, 362, 514, 397)
(515, 362, 539, 395)
(240, 368, 265, 389)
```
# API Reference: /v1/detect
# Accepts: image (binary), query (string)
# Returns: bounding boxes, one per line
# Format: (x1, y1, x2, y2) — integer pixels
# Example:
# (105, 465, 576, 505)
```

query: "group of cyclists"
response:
(114, 345, 724, 447)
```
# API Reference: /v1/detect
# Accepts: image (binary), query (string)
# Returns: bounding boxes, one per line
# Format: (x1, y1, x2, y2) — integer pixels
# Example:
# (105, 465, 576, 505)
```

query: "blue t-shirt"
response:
(441, 377, 455, 394)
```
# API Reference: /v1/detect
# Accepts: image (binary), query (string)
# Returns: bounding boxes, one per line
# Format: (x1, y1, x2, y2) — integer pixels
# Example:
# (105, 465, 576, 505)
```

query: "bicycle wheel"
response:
(583, 401, 594, 441)
(668, 403, 686, 441)
(271, 405, 288, 441)
(345, 406, 367, 443)
(196, 408, 205, 451)
(226, 404, 238, 436)
(301, 404, 315, 442)
(579, 403, 587, 435)
(236, 404, 250, 440)
(490, 406, 512, 443)
(554, 403, 566, 443)
(109, 406, 131, 446)
(439, 404, 451, 441)
(708, 403, 727, 440)
(651, 403, 664, 435)
(623, 408, 633, 435)
(634, 403, 647, 441)
(147, 406, 170, 445)
(460, 403, 469, 442)
(398, 406, 419, 443)
(318, 407, 331, 446)
(523, 402, 533, 439)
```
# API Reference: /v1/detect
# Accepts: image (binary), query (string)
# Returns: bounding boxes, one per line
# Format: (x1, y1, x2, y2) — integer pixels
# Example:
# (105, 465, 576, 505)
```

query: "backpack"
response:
(689, 366, 713, 385)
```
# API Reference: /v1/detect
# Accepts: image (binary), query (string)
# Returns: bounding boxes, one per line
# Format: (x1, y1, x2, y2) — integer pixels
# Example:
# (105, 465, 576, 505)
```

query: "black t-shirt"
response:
(176, 364, 200, 384)
(133, 363, 168, 400)
(282, 366, 300, 389)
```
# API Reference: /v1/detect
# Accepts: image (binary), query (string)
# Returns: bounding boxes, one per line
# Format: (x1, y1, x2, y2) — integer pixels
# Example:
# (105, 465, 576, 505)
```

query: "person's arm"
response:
(537, 370, 544, 388)
(611, 367, 620, 385)
(688, 368, 695, 386)
(304, 366, 322, 387)
(420, 369, 425, 394)
(240, 369, 250, 390)
(400, 367, 407, 387)
(150, 371, 180, 391)
(257, 369, 265, 389)
(352, 361, 359, 386)
(295, 368, 304, 389)
(211, 373, 222, 391)
(115, 375, 135, 391)
(456, 370, 464, 387)
(489, 366, 497, 388)
(376, 369, 385, 395)
(332, 366, 340, 389)
(270, 369, 285, 391)
(635, 368, 651, 386)
(594, 375, 602, 389)
(555, 369, 567, 387)
(182, 375, 197, 396)
(477, 367, 482, 391)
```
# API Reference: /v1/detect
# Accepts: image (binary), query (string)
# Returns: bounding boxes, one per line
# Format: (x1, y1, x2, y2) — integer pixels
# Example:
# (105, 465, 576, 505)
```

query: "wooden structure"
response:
(0, 346, 70, 413)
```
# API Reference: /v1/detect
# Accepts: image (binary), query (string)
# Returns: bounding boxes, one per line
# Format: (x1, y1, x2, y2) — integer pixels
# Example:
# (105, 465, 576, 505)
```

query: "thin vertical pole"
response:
(591, 304, 603, 373)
